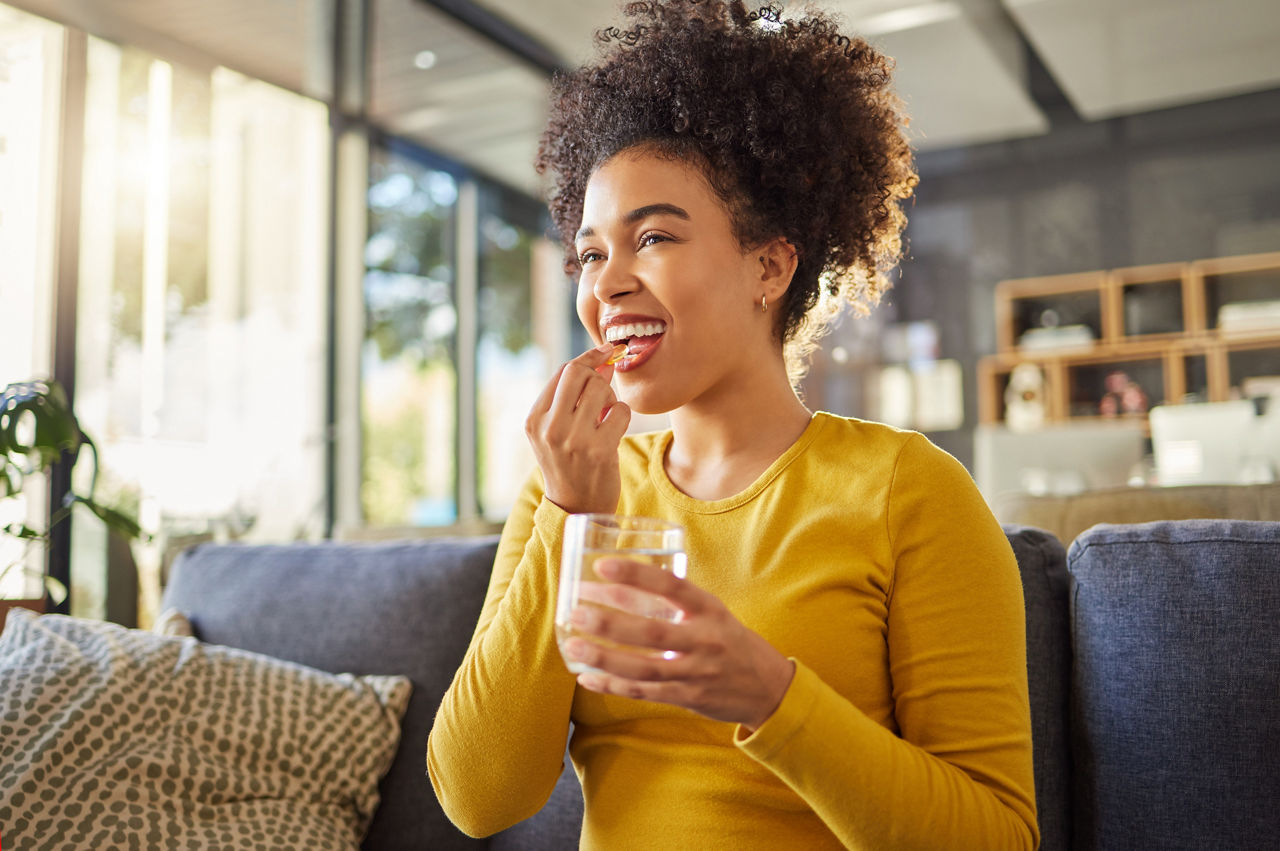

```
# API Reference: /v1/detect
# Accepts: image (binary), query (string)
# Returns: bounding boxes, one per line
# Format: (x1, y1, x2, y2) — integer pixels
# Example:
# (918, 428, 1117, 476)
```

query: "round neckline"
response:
(648, 412, 830, 514)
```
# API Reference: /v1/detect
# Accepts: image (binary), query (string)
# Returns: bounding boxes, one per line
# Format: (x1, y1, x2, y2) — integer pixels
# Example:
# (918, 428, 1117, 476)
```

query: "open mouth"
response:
(603, 320, 666, 370)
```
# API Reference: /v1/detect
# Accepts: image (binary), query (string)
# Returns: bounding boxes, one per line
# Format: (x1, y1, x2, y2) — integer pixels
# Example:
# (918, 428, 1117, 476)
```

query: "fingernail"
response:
(595, 342, 614, 353)
(578, 674, 604, 690)
(596, 559, 623, 578)
(564, 639, 587, 659)
(570, 607, 592, 627)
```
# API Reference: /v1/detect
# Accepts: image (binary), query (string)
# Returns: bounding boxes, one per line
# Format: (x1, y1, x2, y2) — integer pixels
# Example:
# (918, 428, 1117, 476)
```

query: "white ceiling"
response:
(368, 0, 551, 194)
(1004, 0, 1280, 120)
(8, 0, 1280, 197)
(471, 0, 1051, 151)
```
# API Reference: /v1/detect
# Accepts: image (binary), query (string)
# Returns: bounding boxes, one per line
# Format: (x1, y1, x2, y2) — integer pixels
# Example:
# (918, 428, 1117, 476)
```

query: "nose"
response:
(591, 254, 640, 304)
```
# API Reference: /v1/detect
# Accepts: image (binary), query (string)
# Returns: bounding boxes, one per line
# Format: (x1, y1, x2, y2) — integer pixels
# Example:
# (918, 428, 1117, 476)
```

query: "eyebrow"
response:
(575, 203, 691, 242)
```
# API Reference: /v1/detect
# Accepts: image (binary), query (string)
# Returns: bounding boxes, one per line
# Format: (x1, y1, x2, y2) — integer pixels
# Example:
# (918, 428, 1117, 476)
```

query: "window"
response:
(362, 145, 459, 526)
(2, 0, 569, 619)
(71, 39, 331, 621)
(0, 5, 61, 599)
(477, 186, 561, 520)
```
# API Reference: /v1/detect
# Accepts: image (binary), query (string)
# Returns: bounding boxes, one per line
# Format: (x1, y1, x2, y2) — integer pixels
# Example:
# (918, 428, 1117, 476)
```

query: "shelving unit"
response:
(978, 251, 1280, 432)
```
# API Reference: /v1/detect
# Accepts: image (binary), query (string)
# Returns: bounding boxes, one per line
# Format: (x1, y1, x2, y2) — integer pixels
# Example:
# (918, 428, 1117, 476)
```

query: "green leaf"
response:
(1, 523, 43, 540)
(0, 380, 83, 470)
(66, 494, 147, 542)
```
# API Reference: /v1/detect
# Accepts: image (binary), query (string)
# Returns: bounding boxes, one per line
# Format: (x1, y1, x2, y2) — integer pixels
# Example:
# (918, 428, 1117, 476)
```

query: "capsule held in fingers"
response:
(605, 343, 629, 365)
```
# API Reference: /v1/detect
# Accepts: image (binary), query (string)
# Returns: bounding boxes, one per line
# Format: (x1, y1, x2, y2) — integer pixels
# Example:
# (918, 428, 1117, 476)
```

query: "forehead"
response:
(579, 150, 725, 226)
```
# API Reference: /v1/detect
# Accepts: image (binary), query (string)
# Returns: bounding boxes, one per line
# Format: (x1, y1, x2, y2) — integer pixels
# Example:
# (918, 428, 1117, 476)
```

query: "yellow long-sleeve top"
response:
(428, 413, 1039, 849)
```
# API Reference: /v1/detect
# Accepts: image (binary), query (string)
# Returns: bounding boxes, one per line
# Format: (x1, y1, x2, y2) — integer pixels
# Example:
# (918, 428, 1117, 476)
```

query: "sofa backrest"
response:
(1066, 520, 1280, 850)
(1005, 524, 1073, 851)
(163, 536, 582, 851)
(162, 528, 1079, 850)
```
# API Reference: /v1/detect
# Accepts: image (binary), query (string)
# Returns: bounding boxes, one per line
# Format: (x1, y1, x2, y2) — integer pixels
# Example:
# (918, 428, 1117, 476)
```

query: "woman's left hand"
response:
(562, 558, 795, 732)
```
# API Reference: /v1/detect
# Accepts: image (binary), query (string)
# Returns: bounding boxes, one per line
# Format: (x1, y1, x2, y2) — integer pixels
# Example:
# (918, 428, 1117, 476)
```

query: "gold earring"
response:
(761, 296, 768, 313)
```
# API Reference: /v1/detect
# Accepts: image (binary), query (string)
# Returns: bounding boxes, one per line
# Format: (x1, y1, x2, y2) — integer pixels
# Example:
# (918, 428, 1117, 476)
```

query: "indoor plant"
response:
(1, 379, 143, 630)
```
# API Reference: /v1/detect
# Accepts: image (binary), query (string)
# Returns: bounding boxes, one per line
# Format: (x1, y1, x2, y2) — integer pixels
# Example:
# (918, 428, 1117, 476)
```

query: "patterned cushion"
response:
(1067, 520, 1280, 850)
(161, 537, 503, 850)
(0, 609, 411, 849)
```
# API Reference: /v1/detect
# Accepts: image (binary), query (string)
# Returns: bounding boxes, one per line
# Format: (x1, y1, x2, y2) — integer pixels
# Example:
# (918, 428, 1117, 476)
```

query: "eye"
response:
(639, 232, 669, 249)
(577, 249, 604, 266)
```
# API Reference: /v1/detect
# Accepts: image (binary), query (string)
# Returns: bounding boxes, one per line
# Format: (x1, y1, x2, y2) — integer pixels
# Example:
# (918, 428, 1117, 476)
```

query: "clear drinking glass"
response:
(556, 514, 687, 675)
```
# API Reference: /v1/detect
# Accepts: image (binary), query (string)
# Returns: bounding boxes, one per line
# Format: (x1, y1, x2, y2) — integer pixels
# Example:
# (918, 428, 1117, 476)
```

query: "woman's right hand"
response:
(525, 343, 632, 515)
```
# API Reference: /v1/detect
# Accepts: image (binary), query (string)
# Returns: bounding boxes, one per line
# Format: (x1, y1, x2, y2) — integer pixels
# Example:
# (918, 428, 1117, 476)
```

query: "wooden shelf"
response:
(980, 251, 1280, 428)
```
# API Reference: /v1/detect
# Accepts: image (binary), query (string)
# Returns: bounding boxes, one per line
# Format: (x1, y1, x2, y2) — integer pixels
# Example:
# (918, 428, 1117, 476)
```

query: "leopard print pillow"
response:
(0, 608, 410, 850)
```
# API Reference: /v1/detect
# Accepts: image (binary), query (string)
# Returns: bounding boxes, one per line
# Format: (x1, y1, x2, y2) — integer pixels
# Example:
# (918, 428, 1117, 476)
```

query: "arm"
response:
(428, 343, 629, 837)
(737, 433, 1038, 849)
(426, 472, 577, 837)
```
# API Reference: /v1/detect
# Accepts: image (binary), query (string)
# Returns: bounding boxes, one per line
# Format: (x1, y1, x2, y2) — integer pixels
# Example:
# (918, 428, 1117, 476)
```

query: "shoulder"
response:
(808, 413, 978, 504)
(819, 412, 967, 483)
(806, 412, 930, 474)
(849, 422, 1001, 554)
(810, 411, 916, 448)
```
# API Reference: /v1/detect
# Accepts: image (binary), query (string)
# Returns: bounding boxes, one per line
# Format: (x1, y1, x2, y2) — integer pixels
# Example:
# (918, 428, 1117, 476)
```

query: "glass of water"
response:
(556, 514, 687, 675)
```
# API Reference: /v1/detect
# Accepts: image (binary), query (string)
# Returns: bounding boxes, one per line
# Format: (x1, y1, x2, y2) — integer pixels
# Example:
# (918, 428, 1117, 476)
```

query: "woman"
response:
(428, 2, 1038, 848)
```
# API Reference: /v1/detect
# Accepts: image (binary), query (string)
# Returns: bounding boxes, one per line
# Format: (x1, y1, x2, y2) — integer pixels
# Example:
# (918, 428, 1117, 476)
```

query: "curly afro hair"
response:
(535, 0, 918, 380)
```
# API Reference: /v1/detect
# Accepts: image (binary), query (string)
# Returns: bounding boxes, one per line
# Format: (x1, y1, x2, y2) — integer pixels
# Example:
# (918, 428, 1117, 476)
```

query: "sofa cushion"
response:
(1067, 520, 1280, 850)
(0, 608, 409, 849)
(162, 537, 500, 851)
(1004, 524, 1072, 851)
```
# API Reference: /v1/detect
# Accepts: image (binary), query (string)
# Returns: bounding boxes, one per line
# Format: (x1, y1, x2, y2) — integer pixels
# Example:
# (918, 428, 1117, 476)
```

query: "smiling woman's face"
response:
(573, 148, 778, 415)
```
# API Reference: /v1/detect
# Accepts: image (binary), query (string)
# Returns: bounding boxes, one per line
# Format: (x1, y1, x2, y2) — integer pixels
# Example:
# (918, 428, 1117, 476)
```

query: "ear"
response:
(755, 237, 798, 305)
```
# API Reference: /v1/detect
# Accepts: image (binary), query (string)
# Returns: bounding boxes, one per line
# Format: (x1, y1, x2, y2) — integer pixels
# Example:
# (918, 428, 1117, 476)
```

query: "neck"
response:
(664, 354, 812, 500)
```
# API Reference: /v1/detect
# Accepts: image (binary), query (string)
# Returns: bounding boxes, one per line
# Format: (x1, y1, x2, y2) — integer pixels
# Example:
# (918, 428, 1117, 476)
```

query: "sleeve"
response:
(736, 433, 1039, 850)
(427, 469, 579, 837)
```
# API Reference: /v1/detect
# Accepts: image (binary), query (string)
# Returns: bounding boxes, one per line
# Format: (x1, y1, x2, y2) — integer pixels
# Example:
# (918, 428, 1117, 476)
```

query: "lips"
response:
(601, 316, 667, 372)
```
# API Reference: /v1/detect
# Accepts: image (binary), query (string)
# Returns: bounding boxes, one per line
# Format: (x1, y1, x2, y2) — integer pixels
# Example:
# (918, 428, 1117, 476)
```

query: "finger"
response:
(530, 344, 615, 417)
(570, 599, 694, 652)
(572, 370, 616, 417)
(548, 362, 614, 428)
(529, 362, 569, 418)
(596, 557, 704, 615)
(597, 400, 631, 435)
(576, 671, 693, 707)
(574, 342, 618, 374)
(563, 637, 691, 684)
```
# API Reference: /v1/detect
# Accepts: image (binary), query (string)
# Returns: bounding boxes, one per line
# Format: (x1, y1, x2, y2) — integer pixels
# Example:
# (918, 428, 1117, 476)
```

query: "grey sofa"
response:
(163, 519, 1280, 850)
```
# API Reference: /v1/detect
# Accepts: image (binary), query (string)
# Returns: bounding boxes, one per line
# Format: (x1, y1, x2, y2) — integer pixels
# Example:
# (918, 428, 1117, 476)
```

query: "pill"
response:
(606, 343, 629, 365)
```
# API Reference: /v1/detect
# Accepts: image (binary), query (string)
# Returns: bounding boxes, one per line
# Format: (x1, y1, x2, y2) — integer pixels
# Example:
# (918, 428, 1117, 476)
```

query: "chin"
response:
(618, 384, 683, 417)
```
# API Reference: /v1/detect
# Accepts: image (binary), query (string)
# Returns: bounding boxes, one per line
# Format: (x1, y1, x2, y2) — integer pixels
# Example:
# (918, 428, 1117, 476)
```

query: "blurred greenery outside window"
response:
(477, 186, 546, 522)
(362, 144, 567, 528)
(363, 145, 459, 527)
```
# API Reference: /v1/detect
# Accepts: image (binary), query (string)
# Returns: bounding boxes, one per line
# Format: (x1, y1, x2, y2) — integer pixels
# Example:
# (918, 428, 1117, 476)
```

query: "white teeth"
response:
(605, 321, 666, 342)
